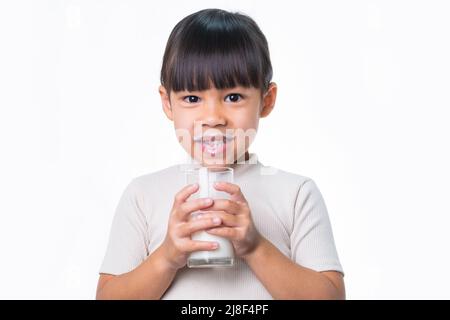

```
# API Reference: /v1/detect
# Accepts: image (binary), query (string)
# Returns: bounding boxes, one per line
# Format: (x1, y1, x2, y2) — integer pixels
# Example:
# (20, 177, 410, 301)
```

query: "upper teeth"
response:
(204, 137, 225, 143)
(203, 141, 224, 147)
(194, 135, 233, 143)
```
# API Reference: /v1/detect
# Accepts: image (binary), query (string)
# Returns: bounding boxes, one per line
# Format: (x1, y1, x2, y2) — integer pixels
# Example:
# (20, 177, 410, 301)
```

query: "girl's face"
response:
(159, 83, 277, 167)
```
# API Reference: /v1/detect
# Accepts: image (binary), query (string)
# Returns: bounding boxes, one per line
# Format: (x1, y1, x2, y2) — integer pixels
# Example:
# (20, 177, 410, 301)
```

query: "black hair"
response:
(160, 8, 273, 96)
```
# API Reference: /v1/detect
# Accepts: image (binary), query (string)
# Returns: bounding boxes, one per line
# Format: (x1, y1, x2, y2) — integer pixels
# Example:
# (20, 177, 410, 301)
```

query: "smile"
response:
(193, 135, 234, 157)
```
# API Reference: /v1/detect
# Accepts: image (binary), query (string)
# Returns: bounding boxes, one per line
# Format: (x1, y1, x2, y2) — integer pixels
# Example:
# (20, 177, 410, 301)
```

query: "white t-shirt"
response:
(99, 153, 343, 299)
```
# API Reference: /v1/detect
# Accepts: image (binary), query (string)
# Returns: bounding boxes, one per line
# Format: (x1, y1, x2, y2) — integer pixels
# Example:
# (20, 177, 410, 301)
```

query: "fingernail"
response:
(213, 217, 221, 224)
(190, 183, 198, 189)
(214, 182, 221, 187)
(204, 198, 212, 204)
(212, 242, 219, 249)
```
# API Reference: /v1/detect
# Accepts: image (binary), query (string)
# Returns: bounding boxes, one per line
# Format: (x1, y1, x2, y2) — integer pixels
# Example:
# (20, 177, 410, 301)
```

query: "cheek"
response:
(231, 109, 259, 131)
(172, 114, 194, 148)
(173, 111, 190, 128)
(228, 112, 259, 152)
(173, 112, 196, 136)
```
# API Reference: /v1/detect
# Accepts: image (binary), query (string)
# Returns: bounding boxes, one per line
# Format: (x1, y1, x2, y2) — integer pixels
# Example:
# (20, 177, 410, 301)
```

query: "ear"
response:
(159, 85, 174, 121)
(260, 82, 277, 118)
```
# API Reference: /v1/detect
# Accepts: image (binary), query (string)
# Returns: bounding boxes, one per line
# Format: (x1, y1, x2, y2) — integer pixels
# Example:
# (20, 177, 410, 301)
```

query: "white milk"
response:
(188, 166, 235, 267)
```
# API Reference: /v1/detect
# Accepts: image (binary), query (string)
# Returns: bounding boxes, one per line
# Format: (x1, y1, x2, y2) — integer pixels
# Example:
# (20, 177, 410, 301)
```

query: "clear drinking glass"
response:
(184, 166, 235, 267)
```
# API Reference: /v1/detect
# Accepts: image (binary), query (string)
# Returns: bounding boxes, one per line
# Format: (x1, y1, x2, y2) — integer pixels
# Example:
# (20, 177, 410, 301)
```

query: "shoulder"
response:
(256, 164, 315, 190)
(123, 163, 183, 196)
(257, 165, 326, 209)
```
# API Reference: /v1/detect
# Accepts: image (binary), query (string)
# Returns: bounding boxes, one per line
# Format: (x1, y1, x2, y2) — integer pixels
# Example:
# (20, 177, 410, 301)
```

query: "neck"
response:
(234, 151, 250, 164)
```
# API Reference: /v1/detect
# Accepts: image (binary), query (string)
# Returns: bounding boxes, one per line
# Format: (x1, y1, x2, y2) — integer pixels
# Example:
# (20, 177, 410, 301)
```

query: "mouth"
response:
(193, 134, 234, 157)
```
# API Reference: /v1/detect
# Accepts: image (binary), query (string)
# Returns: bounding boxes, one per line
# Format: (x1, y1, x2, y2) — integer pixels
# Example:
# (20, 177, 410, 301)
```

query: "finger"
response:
(177, 197, 214, 220)
(204, 199, 241, 215)
(174, 183, 200, 206)
(206, 227, 238, 240)
(196, 211, 240, 227)
(178, 216, 222, 237)
(213, 182, 247, 203)
(183, 240, 219, 253)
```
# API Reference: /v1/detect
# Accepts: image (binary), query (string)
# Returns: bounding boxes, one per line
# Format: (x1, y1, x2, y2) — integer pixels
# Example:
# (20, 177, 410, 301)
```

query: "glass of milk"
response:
(184, 166, 235, 268)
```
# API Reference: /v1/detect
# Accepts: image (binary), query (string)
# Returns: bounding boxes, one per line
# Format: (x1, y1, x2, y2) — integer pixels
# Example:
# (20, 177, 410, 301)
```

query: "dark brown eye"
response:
(183, 96, 200, 103)
(225, 94, 242, 103)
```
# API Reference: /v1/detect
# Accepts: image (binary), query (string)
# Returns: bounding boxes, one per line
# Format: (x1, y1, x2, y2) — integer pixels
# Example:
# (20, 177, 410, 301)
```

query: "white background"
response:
(0, 0, 449, 299)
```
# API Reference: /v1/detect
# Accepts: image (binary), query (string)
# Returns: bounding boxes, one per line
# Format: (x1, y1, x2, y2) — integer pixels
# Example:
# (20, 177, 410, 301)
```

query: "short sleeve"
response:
(99, 179, 149, 275)
(290, 179, 344, 275)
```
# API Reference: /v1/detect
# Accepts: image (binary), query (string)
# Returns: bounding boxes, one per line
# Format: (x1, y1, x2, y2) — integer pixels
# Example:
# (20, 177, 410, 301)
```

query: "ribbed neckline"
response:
(177, 152, 262, 179)
(230, 152, 261, 178)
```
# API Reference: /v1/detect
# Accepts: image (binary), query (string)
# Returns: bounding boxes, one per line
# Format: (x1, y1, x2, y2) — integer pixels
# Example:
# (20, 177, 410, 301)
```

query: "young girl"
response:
(97, 8, 345, 300)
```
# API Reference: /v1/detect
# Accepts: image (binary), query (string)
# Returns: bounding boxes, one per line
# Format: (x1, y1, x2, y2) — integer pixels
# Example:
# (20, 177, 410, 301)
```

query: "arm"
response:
(96, 244, 177, 300)
(97, 182, 221, 300)
(204, 181, 345, 300)
(243, 237, 345, 300)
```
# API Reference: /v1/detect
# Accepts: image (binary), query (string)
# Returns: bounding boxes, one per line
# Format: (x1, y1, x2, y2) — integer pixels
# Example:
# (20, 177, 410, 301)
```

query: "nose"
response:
(200, 103, 227, 128)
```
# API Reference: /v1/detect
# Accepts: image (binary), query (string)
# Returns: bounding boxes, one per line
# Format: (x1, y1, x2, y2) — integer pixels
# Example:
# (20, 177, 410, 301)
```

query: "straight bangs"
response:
(168, 41, 262, 93)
